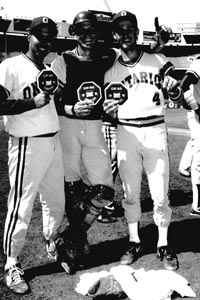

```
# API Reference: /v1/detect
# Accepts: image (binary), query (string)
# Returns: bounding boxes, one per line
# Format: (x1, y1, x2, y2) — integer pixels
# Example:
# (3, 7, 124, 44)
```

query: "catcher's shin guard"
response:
(63, 184, 115, 262)
(64, 180, 88, 224)
(67, 184, 115, 231)
(78, 184, 115, 230)
(64, 180, 90, 258)
(54, 233, 78, 275)
(88, 184, 115, 209)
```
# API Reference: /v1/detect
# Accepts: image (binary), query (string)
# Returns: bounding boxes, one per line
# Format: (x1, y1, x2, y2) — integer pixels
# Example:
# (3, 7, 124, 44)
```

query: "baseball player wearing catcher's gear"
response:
(0, 17, 67, 294)
(179, 56, 200, 216)
(51, 11, 116, 272)
(103, 11, 182, 271)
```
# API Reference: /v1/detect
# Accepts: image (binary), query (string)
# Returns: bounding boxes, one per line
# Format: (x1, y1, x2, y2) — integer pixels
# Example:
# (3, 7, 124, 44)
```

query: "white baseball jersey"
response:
(0, 54, 60, 137)
(186, 58, 200, 105)
(104, 51, 171, 119)
(1, 54, 65, 261)
(51, 54, 66, 89)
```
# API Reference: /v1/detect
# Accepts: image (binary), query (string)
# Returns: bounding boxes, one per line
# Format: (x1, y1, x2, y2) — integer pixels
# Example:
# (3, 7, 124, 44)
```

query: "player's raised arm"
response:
(150, 17, 172, 53)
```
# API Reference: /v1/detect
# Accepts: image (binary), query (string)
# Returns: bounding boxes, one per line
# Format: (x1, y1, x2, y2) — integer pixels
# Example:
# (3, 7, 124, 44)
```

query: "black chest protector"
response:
(60, 48, 116, 119)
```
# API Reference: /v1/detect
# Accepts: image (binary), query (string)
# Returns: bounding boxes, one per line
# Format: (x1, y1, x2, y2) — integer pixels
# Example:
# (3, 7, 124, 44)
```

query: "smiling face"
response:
(113, 19, 139, 52)
(74, 21, 98, 50)
(27, 25, 55, 62)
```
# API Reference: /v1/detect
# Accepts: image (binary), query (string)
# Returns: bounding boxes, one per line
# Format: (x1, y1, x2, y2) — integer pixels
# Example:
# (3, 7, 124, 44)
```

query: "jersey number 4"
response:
(152, 92, 161, 106)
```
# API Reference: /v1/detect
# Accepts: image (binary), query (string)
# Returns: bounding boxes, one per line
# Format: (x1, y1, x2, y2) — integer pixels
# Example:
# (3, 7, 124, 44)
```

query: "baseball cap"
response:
(112, 11, 138, 29)
(29, 16, 58, 37)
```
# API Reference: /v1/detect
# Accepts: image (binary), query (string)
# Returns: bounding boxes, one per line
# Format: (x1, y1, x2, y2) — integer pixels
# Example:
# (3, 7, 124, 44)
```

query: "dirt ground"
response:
(1, 109, 200, 300)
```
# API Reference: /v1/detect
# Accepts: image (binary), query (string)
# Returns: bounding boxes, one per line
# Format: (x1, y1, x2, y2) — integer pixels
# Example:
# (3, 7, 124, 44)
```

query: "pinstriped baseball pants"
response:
(3, 134, 65, 259)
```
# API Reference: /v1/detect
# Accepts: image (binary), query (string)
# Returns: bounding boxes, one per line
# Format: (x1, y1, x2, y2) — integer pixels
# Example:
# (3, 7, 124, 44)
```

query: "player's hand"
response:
(34, 92, 50, 108)
(73, 99, 95, 117)
(154, 17, 172, 45)
(163, 76, 184, 103)
(162, 76, 178, 92)
(103, 99, 119, 118)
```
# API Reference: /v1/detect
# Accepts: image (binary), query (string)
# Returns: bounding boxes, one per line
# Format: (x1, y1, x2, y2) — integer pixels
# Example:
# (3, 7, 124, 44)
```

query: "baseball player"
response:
(103, 11, 182, 271)
(99, 17, 172, 224)
(51, 11, 116, 272)
(0, 17, 68, 294)
(179, 56, 200, 216)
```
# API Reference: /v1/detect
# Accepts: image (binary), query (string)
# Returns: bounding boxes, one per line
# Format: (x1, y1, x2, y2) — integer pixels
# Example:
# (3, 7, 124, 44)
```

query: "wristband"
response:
(169, 87, 183, 103)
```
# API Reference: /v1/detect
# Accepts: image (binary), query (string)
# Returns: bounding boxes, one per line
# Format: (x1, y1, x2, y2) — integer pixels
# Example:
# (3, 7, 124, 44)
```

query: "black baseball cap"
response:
(29, 16, 58, 37)
(112, 11, 138, 29)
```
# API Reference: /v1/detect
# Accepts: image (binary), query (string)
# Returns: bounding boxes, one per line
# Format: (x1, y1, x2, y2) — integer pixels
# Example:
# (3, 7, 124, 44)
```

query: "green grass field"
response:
(1, 109, 200, 300)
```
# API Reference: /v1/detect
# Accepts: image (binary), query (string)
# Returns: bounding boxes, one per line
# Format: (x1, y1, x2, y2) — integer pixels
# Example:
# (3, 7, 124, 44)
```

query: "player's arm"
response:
(179, 71, 200, 113)
(0, 84, 51, 115)
(0, 84, 37, 115)
(158, 59, 183, 103)
(149, 17, 171, 53)
(51, 55, 69, 116)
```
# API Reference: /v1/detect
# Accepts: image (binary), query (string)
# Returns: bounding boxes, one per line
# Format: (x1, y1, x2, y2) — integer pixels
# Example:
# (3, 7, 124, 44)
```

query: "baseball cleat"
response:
(120, 242, 142, 265)
(157, 245, 179, 271)
(5, 264, 30, 295)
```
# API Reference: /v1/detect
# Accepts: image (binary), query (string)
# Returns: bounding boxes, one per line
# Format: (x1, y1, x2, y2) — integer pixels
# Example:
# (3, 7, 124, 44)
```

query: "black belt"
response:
(118, 116, 165, 128)
(34, 132, 57, 137)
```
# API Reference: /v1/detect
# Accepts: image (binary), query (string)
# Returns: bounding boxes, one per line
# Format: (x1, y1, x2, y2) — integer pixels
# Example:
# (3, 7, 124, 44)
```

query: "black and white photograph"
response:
(0, 0, 200, 299)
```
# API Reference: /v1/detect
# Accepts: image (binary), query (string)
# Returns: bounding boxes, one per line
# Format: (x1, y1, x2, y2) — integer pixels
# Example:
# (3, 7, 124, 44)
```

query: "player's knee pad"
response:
(88, 184, 115, 208)
(67, 185, 114, 231)
(65, 180, 88, 198)
(73, 185, 114, 230)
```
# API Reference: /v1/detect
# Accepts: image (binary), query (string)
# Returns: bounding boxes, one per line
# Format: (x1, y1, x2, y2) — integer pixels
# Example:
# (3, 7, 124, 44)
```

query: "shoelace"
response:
(10, 266, 24, 284)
